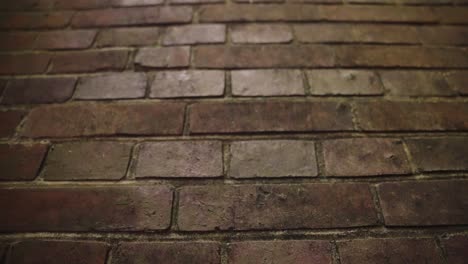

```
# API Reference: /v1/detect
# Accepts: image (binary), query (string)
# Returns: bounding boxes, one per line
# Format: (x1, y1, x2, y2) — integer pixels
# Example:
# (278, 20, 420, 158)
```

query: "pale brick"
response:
(231, 70, 304, 96)
(75, 73, 147, 99)
(163, 24, 225, 45)
(307, 70, 383, 95)
(231, 24, 293, 44)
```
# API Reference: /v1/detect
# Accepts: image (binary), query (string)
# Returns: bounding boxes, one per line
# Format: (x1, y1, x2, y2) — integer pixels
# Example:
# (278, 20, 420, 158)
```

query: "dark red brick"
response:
(112, 242, 220, 264)
(0, 144, 48, 181)
(0, 11, 73, 29)
(442, 235, 468, 264)
(377, 180, 468, 226)
(2, 77, 76, 104)
(0, 32, 37, 51)
(189, 101, 354, 134)
(50, 50, 128, 73)
(53, 0, 112, 9)
(9, 240, 108, 264)
(0, 0, 52, 11)
(0, 110, 25, 137)
(178, 183, 378, 231)
(0, 185, 172, 231)
(21, 102, 185, 138)
(0, 53, 50, 75)
(96, 27, 160, 47)
(34, 30, 97, 50)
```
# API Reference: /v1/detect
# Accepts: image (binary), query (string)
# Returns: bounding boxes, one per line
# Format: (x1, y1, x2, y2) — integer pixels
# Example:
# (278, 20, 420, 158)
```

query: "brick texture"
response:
(163, 24, 225, 45)
(231, 70, 304, 96)
(230, 24, 293, 44)
(0, 110, 25, 137)
(0, 53, 50, 75)
(34, 30, 96, 50)
(307, 70, 383, 95)
(0, 144, 48, 181)
(2, 77, 76, 104)
(135, 47, 190, 68)
(0, 11, 73, 29)
(379, 71, 457, 96)
(96, 27, 160, 47)
(50, 50, 128, 73)
(442, 235, 468, 264)
(75, 73, 147, 99)
(0, 32, 36, 51)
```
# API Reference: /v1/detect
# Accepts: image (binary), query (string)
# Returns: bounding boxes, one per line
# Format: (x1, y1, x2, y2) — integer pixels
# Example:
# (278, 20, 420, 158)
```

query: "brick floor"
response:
(0, 1, 467, 263)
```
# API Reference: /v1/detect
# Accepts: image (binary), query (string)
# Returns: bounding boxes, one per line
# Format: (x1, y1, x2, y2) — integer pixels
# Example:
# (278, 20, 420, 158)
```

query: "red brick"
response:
(355, 101, 468, 131)
(112, 242, 220, 264)
(0, 144, 48, 181)
(2, 77, 76, 104)
(34, 30, 96, 50)
(418, 26, 468, 45)
(231, 70, 304, 96)
(189, 101, 354, 134)
(113, 0, 164, 6)
(442, 235, 468, 264)
(405, 138, 468, 172)
(178, 183, 378, 231)
(379, 71, 457, 96)
(0, 53, 50, 75)
(8, 240, 108, 264)
(75, 73, 146, 99)
(230, 24, 293, 44)
(135, 141, 223, 178)
(21, 102, 185, 138)
(0, 0, 52, 10)
(193, 45, 335, 68)
(377, 180, 468, 226)
(53, 0, 112, 9)
(0, 185, 172, 231)
(228, 240, 332, 264)
(163, 24, 225, 45)
(307, 70, 383, 95)
(72, 7, 192, 28)
(0, 32, 37, 51)
(337, 238, 444, 264)
(43, 142, 132, 180)
(0, 110, 26, 137)
(323, 138, 410, 177)
(50, 50, 128, 73)
(0, 11, 72, 29)
(135, 47, 190, 68)
(96, 27, 160, 47)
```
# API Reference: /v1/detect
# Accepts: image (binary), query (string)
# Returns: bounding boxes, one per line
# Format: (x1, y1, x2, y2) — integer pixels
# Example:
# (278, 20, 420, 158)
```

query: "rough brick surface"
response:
(34, 30, 97, 50)
(163, 24, 226, 45)
(0, 11, 73, 29)
(0, 53, 50, 75)
(307, 70, 383, 95)
(442, 235, 468, 264)
(0, 110, 25, 137)
(2, 77, 76, 104)
(75, 73, 146, 99)
(0, 144, 48, 181)
(135, 47, 190, 68)
(379, 71, 457, 96)
(96, 27, 160, 47)
(230, 24, 293, 43)
(50, 50, 128, 73)
(231, 70, 304, 96)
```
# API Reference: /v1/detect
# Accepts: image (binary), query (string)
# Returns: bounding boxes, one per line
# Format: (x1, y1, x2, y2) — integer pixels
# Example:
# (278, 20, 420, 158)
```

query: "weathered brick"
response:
(442, 235, 468, 264)
(337, 238, 444, 264)
(377, 180, 468, 226)
(0, 11, 73, 29)
(2, 77, 76, 104)
(0, 53, 50, 75)
(21, 102, 185, 138)
(446, 71, 468, 95)
(0, 185, 172, 231)
(53, 0, 112, 9)
(231, 70, 304, 96)
(0, 32, 37, 51)
(34, 30, 96, 50)
(50, 50, 128, 73)
(151, 70, 224, 98)
(228, 240, 332, 264)
(9, 241, 108, 264)
(43, 142, 132, 180)
(189, 101, 354, 134)
(0, 144, 48, 181)
(72, 7, 192, 27)
(178, 183, 378, 231)
(135, 47, 190, 68)
(418, 26, 468, 45)
(113, 0, 164, 6)
(0, 110, 25, 137)
(323, 138, 410, 177)
(135, 141, 223, 178)
(169, 0, 222, 3)
(75, 73, 146, 99)
(194, 45, 335, 68)
(96, 27, 160, 47)
(355, 101, 468, 131)
(307, 70, 383, 95)
(112, 242, 220, 264)
(231, 24, 292, 44)
(229, 140, 317, 178)
(405, 138, 468, 172)
(163, 24, 225, 45)
(379, 71, 457, 96)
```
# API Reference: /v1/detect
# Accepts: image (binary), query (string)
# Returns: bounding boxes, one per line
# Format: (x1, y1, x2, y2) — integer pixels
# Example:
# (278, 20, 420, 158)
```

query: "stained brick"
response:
(163, 24, 225, 45)
(114, 0, 164, 6)
(442, 235, 468, 264)
(43, 142, 132, 180)
(377, 180, 468, 226)
(112, 242, 220, 264)
(337, 238, 444, 264)
(34, 30, 96, 50)
(135, 141, 223, 178)
(9, 241, 109, 264)
(0, 144, 48, 181)
(405, 138, 468, 172)
(2, 77, 76, 104)
(231, 70, 304, 96)
(228, 240, 332, 264)
(96, 27, 160, 47)
(135, 47, 190, 68)
(307, 70, 383, 95)
(0, 32, 37, 51)
(178, 183, 378, 231)
(50, 50, 128, 73)
(189, 101, 354, 134)
(0, 11, 73, 29)
(0, 53, 50, 75)
(151, 70, 224, 98)
(0, 110, 26, 137)
(231, 24, 292, 44)
(323, 138, 410, 177)
(0, 185, 172, 231)
(75, 73, 146, 99)
(379, 71, 457, 96)
(229, 140, 317, 178)
(21, 102, 185, 138)
(355, 101, 468, 131)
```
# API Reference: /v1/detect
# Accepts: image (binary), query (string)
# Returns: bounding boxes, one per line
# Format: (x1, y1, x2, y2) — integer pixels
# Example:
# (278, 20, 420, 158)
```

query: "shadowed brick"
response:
(0, 32, 37, 51)
(35, 30, 96, 50)
(50, 50, 128, 73)
(114, 0, 164, 6)
(379, 71, 457, 96)
(151, 70, 224, 98)
(0, 11, 73, 29)
(0, 185, 172, 231)
(0, 110, 26, 137)
(228, 240, 332, 264)
(229, 140, 317, 178)
(0, 53, 50, 75)
(9, 241, 109, 264)
(0, 80, 5, 94)
(96, 27, 160, 47)
(189, 101, 354, 134)
(75, 73, 146, 99)
(112, 242, 221, 264)
(135, 47, 190, 68)
(442, 235, 468, 264)
(53, 0, 112, 9)
(377, 180, 468, 226)
(435, 7, 468, 24)
(231, 70, 304, 96)
(323, 138, 411, 177)
(231, 24, 293, 43)
(135, 141, 223, 178)
(337, 238, 444, 264)
(418, 26, 468, 45)
(307, 70, 383, 95)
(0, 144, 48, 181)
(2, 77, 76, 104)
(442, 71, 468, 95)
(178, 183, 378, 231)
(21, 102, 185, 138)
(163, 24, 225, 45)
(43, 142, 132, 180)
